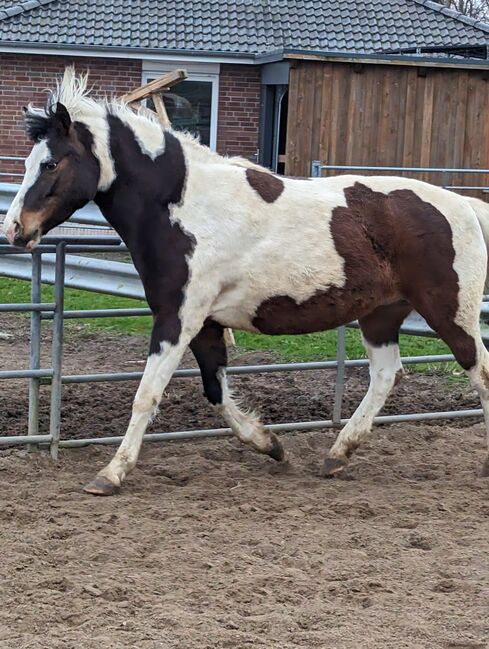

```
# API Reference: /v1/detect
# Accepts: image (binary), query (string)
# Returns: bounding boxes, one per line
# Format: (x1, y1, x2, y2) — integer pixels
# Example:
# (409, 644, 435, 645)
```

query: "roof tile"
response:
(0, 0, 488, 55)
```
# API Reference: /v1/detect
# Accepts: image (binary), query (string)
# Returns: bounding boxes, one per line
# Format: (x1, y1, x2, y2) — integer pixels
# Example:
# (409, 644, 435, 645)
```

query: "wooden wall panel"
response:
(285, 60, 489, 195)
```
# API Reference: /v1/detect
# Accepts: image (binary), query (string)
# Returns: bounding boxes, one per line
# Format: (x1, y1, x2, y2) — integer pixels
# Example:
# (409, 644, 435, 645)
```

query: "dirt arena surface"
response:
(1, 316, 489, 648)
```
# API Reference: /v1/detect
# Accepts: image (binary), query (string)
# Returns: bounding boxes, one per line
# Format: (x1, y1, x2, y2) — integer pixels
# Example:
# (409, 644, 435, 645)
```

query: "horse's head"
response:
(3, 101, 100, 249)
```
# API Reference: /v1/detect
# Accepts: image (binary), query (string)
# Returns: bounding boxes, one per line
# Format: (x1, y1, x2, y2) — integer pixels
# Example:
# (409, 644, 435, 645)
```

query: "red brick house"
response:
(1, 0, 489, 179)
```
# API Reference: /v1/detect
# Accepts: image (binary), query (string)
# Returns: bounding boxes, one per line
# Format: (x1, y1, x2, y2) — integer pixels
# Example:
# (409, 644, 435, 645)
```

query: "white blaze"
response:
(2, 141, 51, 243)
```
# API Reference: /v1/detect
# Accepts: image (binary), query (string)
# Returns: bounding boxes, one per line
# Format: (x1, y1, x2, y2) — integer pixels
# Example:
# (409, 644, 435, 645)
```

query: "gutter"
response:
(0, 40, 260, 64)
(0, 41, 487, 69)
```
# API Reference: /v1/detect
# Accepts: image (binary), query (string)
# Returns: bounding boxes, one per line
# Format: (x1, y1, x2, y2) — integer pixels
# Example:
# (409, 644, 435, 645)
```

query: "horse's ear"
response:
(24, 109, 50, 142)
(54, 102, 71, 134)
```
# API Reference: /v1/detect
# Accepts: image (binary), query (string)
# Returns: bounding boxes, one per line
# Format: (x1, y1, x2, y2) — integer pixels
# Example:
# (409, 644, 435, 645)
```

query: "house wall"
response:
(0, 54, 142, 180)
(216, 64, 261, 161)
(286, 59, 489, 191)
(0, 54, 262, 182)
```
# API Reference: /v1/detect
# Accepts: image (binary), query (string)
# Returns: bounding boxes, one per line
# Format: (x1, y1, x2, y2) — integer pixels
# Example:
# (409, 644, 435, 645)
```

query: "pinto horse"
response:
(4, 69, 489, 495)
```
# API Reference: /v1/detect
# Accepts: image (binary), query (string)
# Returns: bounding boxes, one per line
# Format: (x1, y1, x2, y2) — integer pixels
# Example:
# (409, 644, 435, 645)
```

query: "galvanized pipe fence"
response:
(0, 162, 488, 454)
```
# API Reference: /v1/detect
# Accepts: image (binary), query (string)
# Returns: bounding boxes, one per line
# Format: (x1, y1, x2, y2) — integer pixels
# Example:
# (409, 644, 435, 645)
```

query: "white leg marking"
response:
(95, 340, 189, 487)
(329, 340, 403, 460)
(217, 369, 273, 453)
(467, 345, 489, 470)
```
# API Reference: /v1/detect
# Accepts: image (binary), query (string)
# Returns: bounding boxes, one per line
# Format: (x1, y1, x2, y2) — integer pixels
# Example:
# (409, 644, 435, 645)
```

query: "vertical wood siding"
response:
(285, 60, 489, 192)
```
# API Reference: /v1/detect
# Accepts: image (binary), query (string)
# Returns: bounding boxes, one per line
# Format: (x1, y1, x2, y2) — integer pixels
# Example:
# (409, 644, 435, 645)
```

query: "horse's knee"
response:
(133, 389, 160, 414)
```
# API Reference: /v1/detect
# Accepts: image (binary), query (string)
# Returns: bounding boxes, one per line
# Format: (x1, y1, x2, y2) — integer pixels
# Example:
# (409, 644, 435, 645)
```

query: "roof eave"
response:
(0, 40, 264, 63)
(282, 48, 489, 69)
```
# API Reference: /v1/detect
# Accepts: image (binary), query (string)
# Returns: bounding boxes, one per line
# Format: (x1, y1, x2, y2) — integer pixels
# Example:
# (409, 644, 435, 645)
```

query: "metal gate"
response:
(0, 164, 488, 453)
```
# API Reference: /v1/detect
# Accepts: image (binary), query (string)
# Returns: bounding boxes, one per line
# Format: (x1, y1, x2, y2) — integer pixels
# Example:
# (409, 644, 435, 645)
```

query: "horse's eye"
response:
(44, 161, 57, 171)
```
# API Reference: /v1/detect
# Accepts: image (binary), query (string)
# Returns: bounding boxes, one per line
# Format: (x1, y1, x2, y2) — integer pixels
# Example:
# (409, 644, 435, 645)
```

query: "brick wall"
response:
(0, 54, 141, 180)
(0, 55, 262, 179)
(216, 64, 261, 161)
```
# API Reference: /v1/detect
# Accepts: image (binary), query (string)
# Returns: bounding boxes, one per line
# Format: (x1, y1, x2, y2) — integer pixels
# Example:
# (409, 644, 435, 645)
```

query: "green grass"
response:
(0, 276, 152, 336)
(234, 328, 450, 362)
(0, 277, 461, 377)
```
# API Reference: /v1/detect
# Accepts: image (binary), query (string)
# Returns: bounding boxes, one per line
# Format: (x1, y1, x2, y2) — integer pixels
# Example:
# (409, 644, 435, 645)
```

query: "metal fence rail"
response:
(310, 162, 489, 192)
(0, 238, 484, 454)
(0, 164, 487, 454)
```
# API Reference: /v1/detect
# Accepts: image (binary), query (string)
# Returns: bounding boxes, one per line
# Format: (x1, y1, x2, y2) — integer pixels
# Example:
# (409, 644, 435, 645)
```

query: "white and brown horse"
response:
(4, 69, 489, 495)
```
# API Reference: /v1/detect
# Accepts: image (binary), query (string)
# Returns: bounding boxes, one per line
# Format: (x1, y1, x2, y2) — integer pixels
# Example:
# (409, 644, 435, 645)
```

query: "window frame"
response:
(142, 67, 219, 151)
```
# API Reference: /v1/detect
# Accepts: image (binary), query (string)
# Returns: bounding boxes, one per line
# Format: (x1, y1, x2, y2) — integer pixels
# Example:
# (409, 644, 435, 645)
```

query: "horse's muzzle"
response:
(5, 221, 39, 250)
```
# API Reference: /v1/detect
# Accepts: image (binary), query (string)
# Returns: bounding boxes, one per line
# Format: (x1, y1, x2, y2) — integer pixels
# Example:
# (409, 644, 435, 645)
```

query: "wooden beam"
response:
(151, 92, 170, 127)
(121, 69, 187, 104)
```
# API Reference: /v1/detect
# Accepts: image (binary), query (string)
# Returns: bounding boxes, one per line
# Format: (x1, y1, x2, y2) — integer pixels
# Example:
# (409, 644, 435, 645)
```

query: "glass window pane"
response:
(147, 79, 213, 147)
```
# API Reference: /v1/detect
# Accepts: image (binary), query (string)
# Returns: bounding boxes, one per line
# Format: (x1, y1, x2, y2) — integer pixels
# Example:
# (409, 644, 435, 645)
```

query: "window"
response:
(143, 68, 219, 150)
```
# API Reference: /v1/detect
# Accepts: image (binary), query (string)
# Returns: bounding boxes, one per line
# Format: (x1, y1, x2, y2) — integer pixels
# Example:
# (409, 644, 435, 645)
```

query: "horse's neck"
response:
(94, 129, 187, 255)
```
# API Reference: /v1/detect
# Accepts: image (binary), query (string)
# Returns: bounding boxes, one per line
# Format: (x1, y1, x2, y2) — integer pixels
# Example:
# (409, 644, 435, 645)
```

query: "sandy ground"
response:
(1, 316, 489, 648)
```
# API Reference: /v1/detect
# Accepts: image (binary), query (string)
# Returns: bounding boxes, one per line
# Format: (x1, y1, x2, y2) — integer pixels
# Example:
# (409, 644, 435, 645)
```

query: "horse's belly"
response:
(251, 285, 392, 335)
(212, 281, 399, 335)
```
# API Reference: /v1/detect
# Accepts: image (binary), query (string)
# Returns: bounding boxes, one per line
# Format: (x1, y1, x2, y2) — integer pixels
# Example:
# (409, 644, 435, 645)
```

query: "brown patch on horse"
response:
(253, 182, 477, 369)
(245, 168, 284, 203)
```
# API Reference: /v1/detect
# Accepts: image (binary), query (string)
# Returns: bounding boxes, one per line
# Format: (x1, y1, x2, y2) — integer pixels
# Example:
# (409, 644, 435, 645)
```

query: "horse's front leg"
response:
(83, 312, 203, 496)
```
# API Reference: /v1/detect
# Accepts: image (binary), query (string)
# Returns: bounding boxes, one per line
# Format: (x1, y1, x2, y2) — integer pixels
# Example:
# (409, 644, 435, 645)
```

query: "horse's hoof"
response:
(267, 433, 285, 462)
(321, 456, 347, 478)
(481, 456, 489, 478)
(83, 476, 120, 496)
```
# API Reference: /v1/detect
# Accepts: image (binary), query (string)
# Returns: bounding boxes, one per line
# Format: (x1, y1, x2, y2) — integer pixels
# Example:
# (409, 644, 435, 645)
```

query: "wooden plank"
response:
(326, 63, 343, 168)
(121, 69, 187, 104)
(345, 65, 362, 164)
(151, 92, 170, 127)
(318, 63, 333, 168)
(378, 68, 394, 166)
(384, 67, 402, 167)
(284, 64, 301, 175)
(480, 78, 489, 189)
(462, 73, 477, 173)
(419, 71, 434, 175)
(310, 63, 325, 163)
(289, 62, 316, 177)
(333, 64, 352, 167)
(402, 68, 417, 168)
(359, 66, 375, 167)
(365, 68, 382, 171)
(450, 70, 468, 187)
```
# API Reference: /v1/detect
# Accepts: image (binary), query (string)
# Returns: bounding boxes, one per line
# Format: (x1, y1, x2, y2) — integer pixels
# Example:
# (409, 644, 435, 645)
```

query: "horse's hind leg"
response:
(190, 319, 284, 461)
(467, 347, 489, 476)
(322, 302, 412, 477)
(408, 289, 489, 476)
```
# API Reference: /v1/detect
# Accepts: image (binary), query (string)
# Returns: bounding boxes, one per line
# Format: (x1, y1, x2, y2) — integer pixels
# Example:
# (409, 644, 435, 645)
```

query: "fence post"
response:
(49, 242, 65, 460)
(27, 250, 42, 447)
(442, 170, 449, 190)
(333, 326, 346, 427)
(311, 160, 322, 178)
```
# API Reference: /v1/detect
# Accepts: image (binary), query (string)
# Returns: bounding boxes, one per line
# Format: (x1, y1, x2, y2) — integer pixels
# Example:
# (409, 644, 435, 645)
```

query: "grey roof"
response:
(0, 0, 488, 56)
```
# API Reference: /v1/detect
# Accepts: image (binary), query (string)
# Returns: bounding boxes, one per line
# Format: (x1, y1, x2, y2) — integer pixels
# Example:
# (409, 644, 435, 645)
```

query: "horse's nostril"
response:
(13, 234, 27, 247)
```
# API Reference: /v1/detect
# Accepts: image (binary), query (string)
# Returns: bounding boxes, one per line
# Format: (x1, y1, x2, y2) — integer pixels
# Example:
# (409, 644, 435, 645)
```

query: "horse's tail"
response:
(466, 196, 489, 291)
